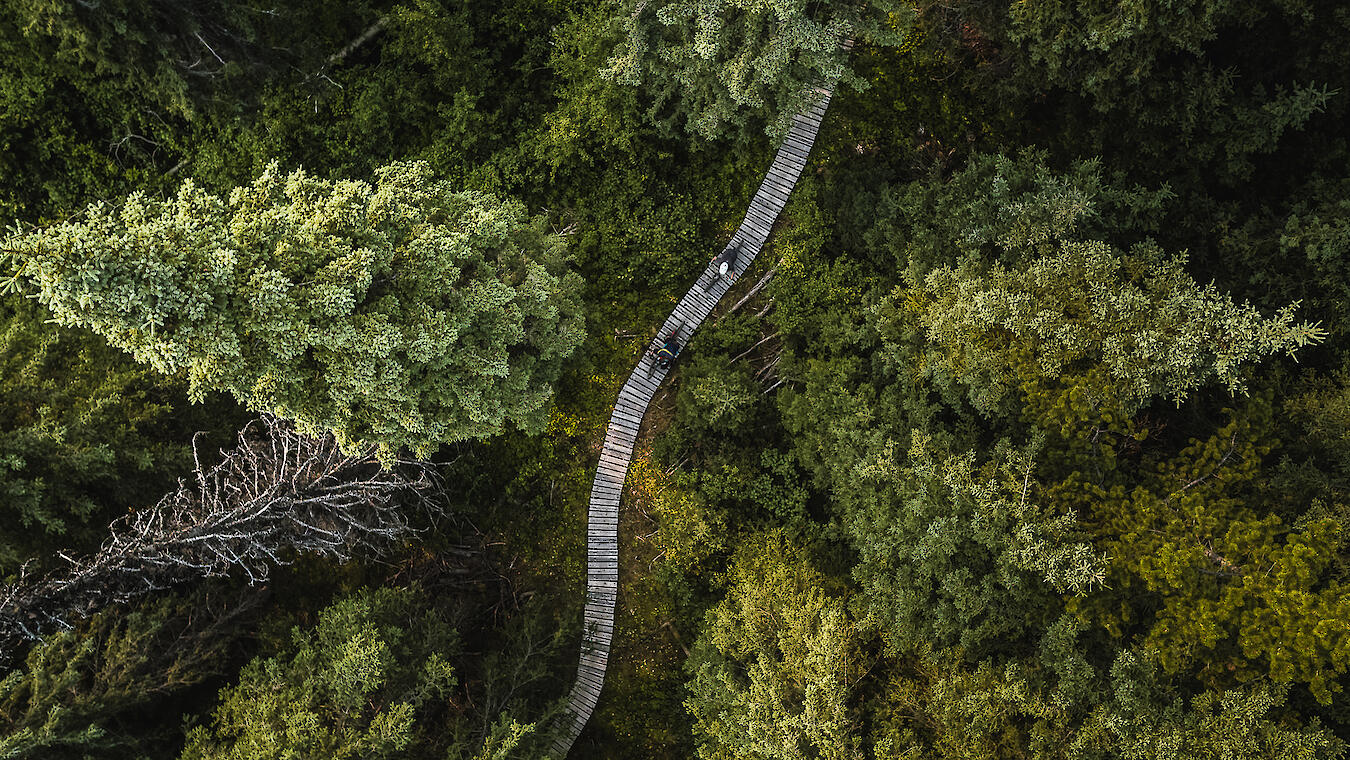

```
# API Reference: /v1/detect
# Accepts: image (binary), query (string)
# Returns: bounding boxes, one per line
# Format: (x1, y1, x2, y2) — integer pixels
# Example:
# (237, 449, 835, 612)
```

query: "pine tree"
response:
(180, 586, 458, 760)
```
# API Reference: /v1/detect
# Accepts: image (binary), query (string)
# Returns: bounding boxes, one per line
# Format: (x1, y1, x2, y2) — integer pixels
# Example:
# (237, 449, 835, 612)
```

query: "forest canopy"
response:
(0, 0, 1349, 758)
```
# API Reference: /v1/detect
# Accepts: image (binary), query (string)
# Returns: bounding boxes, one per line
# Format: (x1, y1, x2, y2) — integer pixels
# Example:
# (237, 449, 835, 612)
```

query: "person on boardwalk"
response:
(649, 326, 683, 370)
(704, 245, 740, 292)
(716, 245, 739, 277)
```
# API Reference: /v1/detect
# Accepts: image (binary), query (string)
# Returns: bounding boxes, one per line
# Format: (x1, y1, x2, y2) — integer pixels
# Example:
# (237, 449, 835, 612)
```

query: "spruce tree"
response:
(603, 0, 914, 141)
(4, 161, 586, 462)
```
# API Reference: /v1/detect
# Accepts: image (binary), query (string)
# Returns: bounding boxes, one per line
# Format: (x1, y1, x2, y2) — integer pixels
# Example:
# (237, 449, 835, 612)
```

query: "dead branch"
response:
(326, 17, 389, 68)
(730, 332, 780, 364)
(0, 416, 437, 661)
(720, 266, 777, 320)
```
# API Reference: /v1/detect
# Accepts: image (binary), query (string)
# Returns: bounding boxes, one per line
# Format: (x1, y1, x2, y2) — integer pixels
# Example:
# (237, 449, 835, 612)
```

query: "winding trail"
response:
(550, 52, 849, 757)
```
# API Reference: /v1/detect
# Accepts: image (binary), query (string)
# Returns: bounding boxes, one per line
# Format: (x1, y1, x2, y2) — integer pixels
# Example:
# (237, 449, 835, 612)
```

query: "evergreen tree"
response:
(0, 293, 234, 572)
(842, 433, 1105, 657)
(5, 161, 586, 462)
(180, 586, 459, 760)
(603, 0, 914, 141)
(0, 589, 264, 759)
(885, 240, 1324, 420)
(685, 531, 863, 760)
(181, 585, 561, 760)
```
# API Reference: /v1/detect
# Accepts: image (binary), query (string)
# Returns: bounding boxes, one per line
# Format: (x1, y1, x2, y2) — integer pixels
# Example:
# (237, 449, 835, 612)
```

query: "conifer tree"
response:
(603, 0, 914, 141)
(4, 161, 586, 462)
(685, 531, 863, 760)
(179, 586, 459, 759)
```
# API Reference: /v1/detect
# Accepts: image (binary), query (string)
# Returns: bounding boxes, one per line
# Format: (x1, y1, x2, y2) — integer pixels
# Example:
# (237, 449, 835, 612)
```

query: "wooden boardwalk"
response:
(549, 54, 848, 758)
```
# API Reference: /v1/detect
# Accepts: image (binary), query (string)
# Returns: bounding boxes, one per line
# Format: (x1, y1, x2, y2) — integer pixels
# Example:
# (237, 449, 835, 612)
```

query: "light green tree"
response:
(4, 161, 586, 462)
(602, 0, 914, 141)
(1073, 650, 1345, 760)
(685, 531, 863, 760)
(879, 239, 1324, 421)
(180, 587, 457, 760)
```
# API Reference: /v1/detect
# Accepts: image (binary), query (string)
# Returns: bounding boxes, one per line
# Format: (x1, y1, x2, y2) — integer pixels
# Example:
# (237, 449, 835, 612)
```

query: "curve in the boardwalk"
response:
(550, 46, 850, 758)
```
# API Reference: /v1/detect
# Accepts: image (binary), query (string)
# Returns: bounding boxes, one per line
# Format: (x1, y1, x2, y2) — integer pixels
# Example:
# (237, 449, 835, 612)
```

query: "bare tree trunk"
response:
(0, 416, 438, 661)
(326, 17, 390, 67)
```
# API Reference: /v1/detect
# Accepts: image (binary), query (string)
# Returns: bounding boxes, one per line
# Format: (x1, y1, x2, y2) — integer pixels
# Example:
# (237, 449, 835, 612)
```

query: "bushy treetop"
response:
(603, 0, 915, 141)
(4, 161, 586, 462)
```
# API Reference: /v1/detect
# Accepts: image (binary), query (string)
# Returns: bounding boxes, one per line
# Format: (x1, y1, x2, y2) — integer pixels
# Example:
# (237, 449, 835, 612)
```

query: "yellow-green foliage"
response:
(1072, 401, 1350, 703)
(886, 241, 1324, 419)
(627, 448, 727, 575)
(180, 587, 458, 760)
(685, 531, 862, 760)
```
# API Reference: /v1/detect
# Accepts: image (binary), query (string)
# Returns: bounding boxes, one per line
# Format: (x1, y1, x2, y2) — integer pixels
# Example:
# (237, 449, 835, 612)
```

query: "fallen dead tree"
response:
(0, 416, 438, 659)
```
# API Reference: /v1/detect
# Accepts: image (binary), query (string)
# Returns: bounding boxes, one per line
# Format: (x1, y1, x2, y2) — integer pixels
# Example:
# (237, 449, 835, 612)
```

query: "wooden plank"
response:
(786, 127, 817, 146)
(610, 407, 642, 428)
(743, 211, 773, 232)
(755, 188, 788, 211)
(745, 215, 776, 239)
(622, 373, 652, 395)
(625, 379, 657, 400)
(591, 478, 625, 496)
(593, 468, 624, 486)
(787, 135, 814, 155)
(685, 288, 717, 312)
(739, 218, 770, 240)
(607, 412, 640, 431)
(606, 417, 639, 437)
(671, 306, 695, 326)
(762, 174, 797, 195)
(617, 389, 647, 408)
(751, 198, 783, 221)
(683, 292, 714, 314)
(756, 182, 791, 205)
(779, 137, 810, 156)
(626, 372, 658, 393)
(601, 438, 635, 456)
(779, 140, 809, 160)
(575, 671, 605, 691)
(746, 205, 776, 227)
(761, 171, 796, 194)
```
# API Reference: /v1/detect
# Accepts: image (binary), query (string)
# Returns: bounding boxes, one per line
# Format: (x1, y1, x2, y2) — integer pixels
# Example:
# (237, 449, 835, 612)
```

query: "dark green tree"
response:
(603, 0, 914, 141)
(0, 589, 265, 759)
(0, 293, 231, 572)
